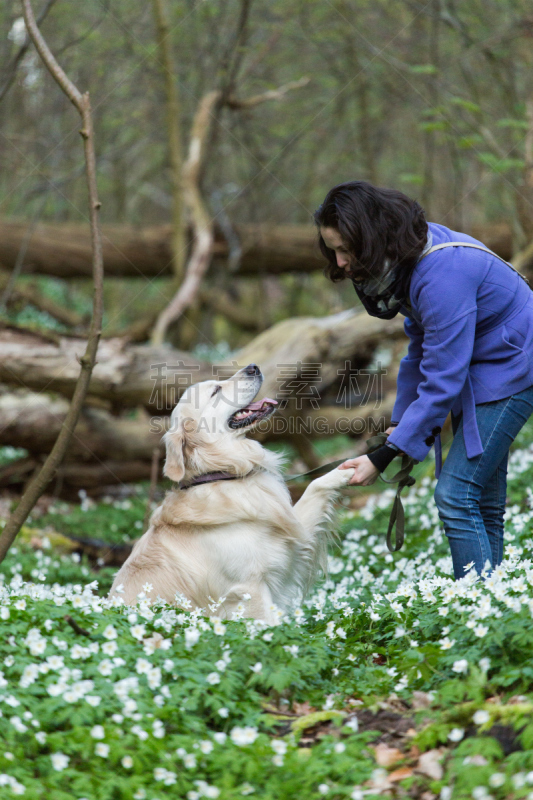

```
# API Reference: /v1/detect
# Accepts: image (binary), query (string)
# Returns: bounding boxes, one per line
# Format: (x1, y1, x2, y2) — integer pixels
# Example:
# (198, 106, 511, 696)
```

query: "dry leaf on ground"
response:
(373, 742, 404, 767)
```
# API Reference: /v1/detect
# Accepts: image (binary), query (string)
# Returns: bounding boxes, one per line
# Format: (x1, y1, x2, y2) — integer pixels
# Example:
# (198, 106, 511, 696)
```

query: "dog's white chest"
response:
(195, 523, 294, 582)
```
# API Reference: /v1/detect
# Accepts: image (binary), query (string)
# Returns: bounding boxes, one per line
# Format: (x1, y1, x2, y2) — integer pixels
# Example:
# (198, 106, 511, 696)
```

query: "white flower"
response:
(184, 753, 197, 769)
(97, 659, 114, 677)
(513, 772, 526, 789)
(250, 662, 262, 673)
(318, 785, 329, 795)
(488, 773, 505, 788)
(230, 726, 259, 746)
(46, 655, 64, 671)
(334, 742, 346, 753)
(184, 628, 200, 649)
(474, 624, 488, 638)
(122, 755, 133, 768)
(95, 743, 110, 758)
(103, 625, 117, 640)
(90, 725, 105, 739)
(271, 740, 287, 755)
(452, 659, 469, 674)
(448, 728, 464, 742)
(473, 709, 490, 725)
(102, 641, 117, 656)
(213, 621, 227, 636)
(206, 672, 220, 685)
(439, 637, 455, 650)
(135, 658, 151, 675)
(272, 754, 284, 766)
(479, 657, 491, 672)
(218, 708, 229, 718)
(130, 625, 146, 640)
(213, 732, 227, 744)
(345, 716, 359, 732)
(51, 752, 69, 771)
(85, 695, 101, 707)
(283, 645, 299, 657)
(154, 767, 177, 785)
(200, 740, 214, 754)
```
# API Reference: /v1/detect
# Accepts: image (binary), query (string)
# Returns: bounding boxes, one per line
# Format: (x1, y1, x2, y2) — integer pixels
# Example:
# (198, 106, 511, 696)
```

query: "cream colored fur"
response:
(109, 366, 354, 624)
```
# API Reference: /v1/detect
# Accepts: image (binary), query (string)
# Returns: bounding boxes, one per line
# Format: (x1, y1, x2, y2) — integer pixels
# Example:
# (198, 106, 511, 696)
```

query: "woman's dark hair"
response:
(313, 181, 428, 297)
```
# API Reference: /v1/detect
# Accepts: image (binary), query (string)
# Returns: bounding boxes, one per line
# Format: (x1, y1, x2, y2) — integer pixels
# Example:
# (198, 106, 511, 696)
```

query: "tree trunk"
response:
(0, 219, 520, 280)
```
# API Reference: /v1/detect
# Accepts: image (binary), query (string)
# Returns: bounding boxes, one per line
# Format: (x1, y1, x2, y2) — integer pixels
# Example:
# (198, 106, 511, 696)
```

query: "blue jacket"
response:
(387, 221, 533, 477)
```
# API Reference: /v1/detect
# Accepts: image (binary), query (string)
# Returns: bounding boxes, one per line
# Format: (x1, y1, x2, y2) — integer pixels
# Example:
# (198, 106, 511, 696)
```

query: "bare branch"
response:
(0, 0, 104, 564)
(150, 75, 310, 344)
(151, 0, 186, 282)
(226, 76, 311, 109)
(151, 90, 221, 345)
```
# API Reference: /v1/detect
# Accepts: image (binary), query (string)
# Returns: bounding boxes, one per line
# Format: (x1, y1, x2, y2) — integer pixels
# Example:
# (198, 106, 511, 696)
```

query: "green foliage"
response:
(2, 419, 533, 797)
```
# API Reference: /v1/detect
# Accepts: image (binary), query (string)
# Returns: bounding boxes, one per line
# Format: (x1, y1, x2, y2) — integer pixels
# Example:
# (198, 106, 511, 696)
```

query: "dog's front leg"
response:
(219, 582, 278, 625)
(290, 466, 355, 589)
(292, 466, 355, 532)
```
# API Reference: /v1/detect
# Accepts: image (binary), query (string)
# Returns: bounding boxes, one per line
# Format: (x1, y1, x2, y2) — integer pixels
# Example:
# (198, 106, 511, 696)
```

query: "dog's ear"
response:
(163, 426, 186, 483)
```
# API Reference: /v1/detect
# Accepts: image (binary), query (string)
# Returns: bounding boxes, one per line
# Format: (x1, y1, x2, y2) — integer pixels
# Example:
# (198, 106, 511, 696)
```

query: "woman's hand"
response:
(338, 454, 380, 486)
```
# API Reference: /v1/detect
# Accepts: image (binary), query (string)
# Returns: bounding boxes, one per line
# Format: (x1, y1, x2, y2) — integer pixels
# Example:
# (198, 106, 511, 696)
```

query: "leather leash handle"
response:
(364, 433, 418, 553)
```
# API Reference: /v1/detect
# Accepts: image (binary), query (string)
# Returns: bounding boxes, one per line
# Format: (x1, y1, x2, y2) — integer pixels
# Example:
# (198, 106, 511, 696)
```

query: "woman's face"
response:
(320, 226, 352, 271)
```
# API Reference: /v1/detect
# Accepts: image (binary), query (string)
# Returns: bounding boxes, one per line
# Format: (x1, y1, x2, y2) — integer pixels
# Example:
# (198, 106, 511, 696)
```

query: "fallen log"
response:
(0, 219, 521, 280)
(0, 310, 406, 412)
(0, 385, 401, 497)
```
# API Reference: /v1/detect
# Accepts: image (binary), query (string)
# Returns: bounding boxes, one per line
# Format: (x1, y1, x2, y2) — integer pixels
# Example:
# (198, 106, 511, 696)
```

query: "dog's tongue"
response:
(246, 397, 278, 411)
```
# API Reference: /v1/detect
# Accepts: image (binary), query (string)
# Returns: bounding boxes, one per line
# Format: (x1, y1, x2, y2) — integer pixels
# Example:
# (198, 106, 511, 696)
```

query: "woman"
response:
(314, 180, 533, 579)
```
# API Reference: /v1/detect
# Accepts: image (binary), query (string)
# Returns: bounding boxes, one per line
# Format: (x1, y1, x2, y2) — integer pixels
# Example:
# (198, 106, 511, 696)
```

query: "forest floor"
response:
(2, 421, 533, 799)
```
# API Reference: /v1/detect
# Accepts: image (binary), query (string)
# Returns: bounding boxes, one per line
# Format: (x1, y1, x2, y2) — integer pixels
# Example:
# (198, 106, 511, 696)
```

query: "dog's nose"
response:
(244, 363, 261, 376)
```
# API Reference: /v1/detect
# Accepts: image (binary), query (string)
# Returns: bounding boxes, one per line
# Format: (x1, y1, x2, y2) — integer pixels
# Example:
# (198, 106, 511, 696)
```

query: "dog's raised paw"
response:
(313, 466, 355, 490)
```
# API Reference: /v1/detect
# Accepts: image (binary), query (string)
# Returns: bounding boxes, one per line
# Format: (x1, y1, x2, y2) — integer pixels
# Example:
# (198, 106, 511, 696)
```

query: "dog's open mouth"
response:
(228, 397, 278, 429)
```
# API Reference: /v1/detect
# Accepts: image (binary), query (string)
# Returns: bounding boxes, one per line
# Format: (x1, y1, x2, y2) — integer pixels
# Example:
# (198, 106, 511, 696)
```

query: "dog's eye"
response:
(211, 385, 222, 397)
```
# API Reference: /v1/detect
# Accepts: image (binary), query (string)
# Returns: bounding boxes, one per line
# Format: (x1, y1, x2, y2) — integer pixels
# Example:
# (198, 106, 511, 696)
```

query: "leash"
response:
(285, 432, 418, 553)
(178, 435, 418, 553)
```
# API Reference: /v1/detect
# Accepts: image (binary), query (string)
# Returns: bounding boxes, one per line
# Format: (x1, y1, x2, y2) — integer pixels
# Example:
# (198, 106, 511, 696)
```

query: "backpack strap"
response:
(420, 241, 531, 287)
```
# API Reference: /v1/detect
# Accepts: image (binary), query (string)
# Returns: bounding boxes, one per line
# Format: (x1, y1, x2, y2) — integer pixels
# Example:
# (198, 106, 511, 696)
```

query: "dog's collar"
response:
(179, 471, 248, 490)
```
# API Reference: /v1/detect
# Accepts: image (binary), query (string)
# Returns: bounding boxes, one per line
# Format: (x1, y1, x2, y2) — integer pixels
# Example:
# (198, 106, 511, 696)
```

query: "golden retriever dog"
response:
(109, 364, 354, 624)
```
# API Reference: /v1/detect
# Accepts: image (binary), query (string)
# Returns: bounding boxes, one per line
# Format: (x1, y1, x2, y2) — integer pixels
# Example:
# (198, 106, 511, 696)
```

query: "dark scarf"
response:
(351, 230, 433, 319)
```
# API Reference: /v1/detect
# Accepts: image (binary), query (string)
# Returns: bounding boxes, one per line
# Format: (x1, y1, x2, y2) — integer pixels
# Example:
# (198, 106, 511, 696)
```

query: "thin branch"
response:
(226, 77, 311, 109)
(64, 615, 92, 637)
(151, 90, 221, 345)
(0, 0, 104, 564)
(0, 269, 86, 327)
(143, 445, 163, 533)
(0, 189, 51, 310)
(150, 76, 311, 344)
(151, 0, 186, 282)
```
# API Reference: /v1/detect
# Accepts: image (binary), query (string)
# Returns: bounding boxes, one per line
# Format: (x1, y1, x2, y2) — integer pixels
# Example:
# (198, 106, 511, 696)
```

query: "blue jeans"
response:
(434, 384, 533, 580)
